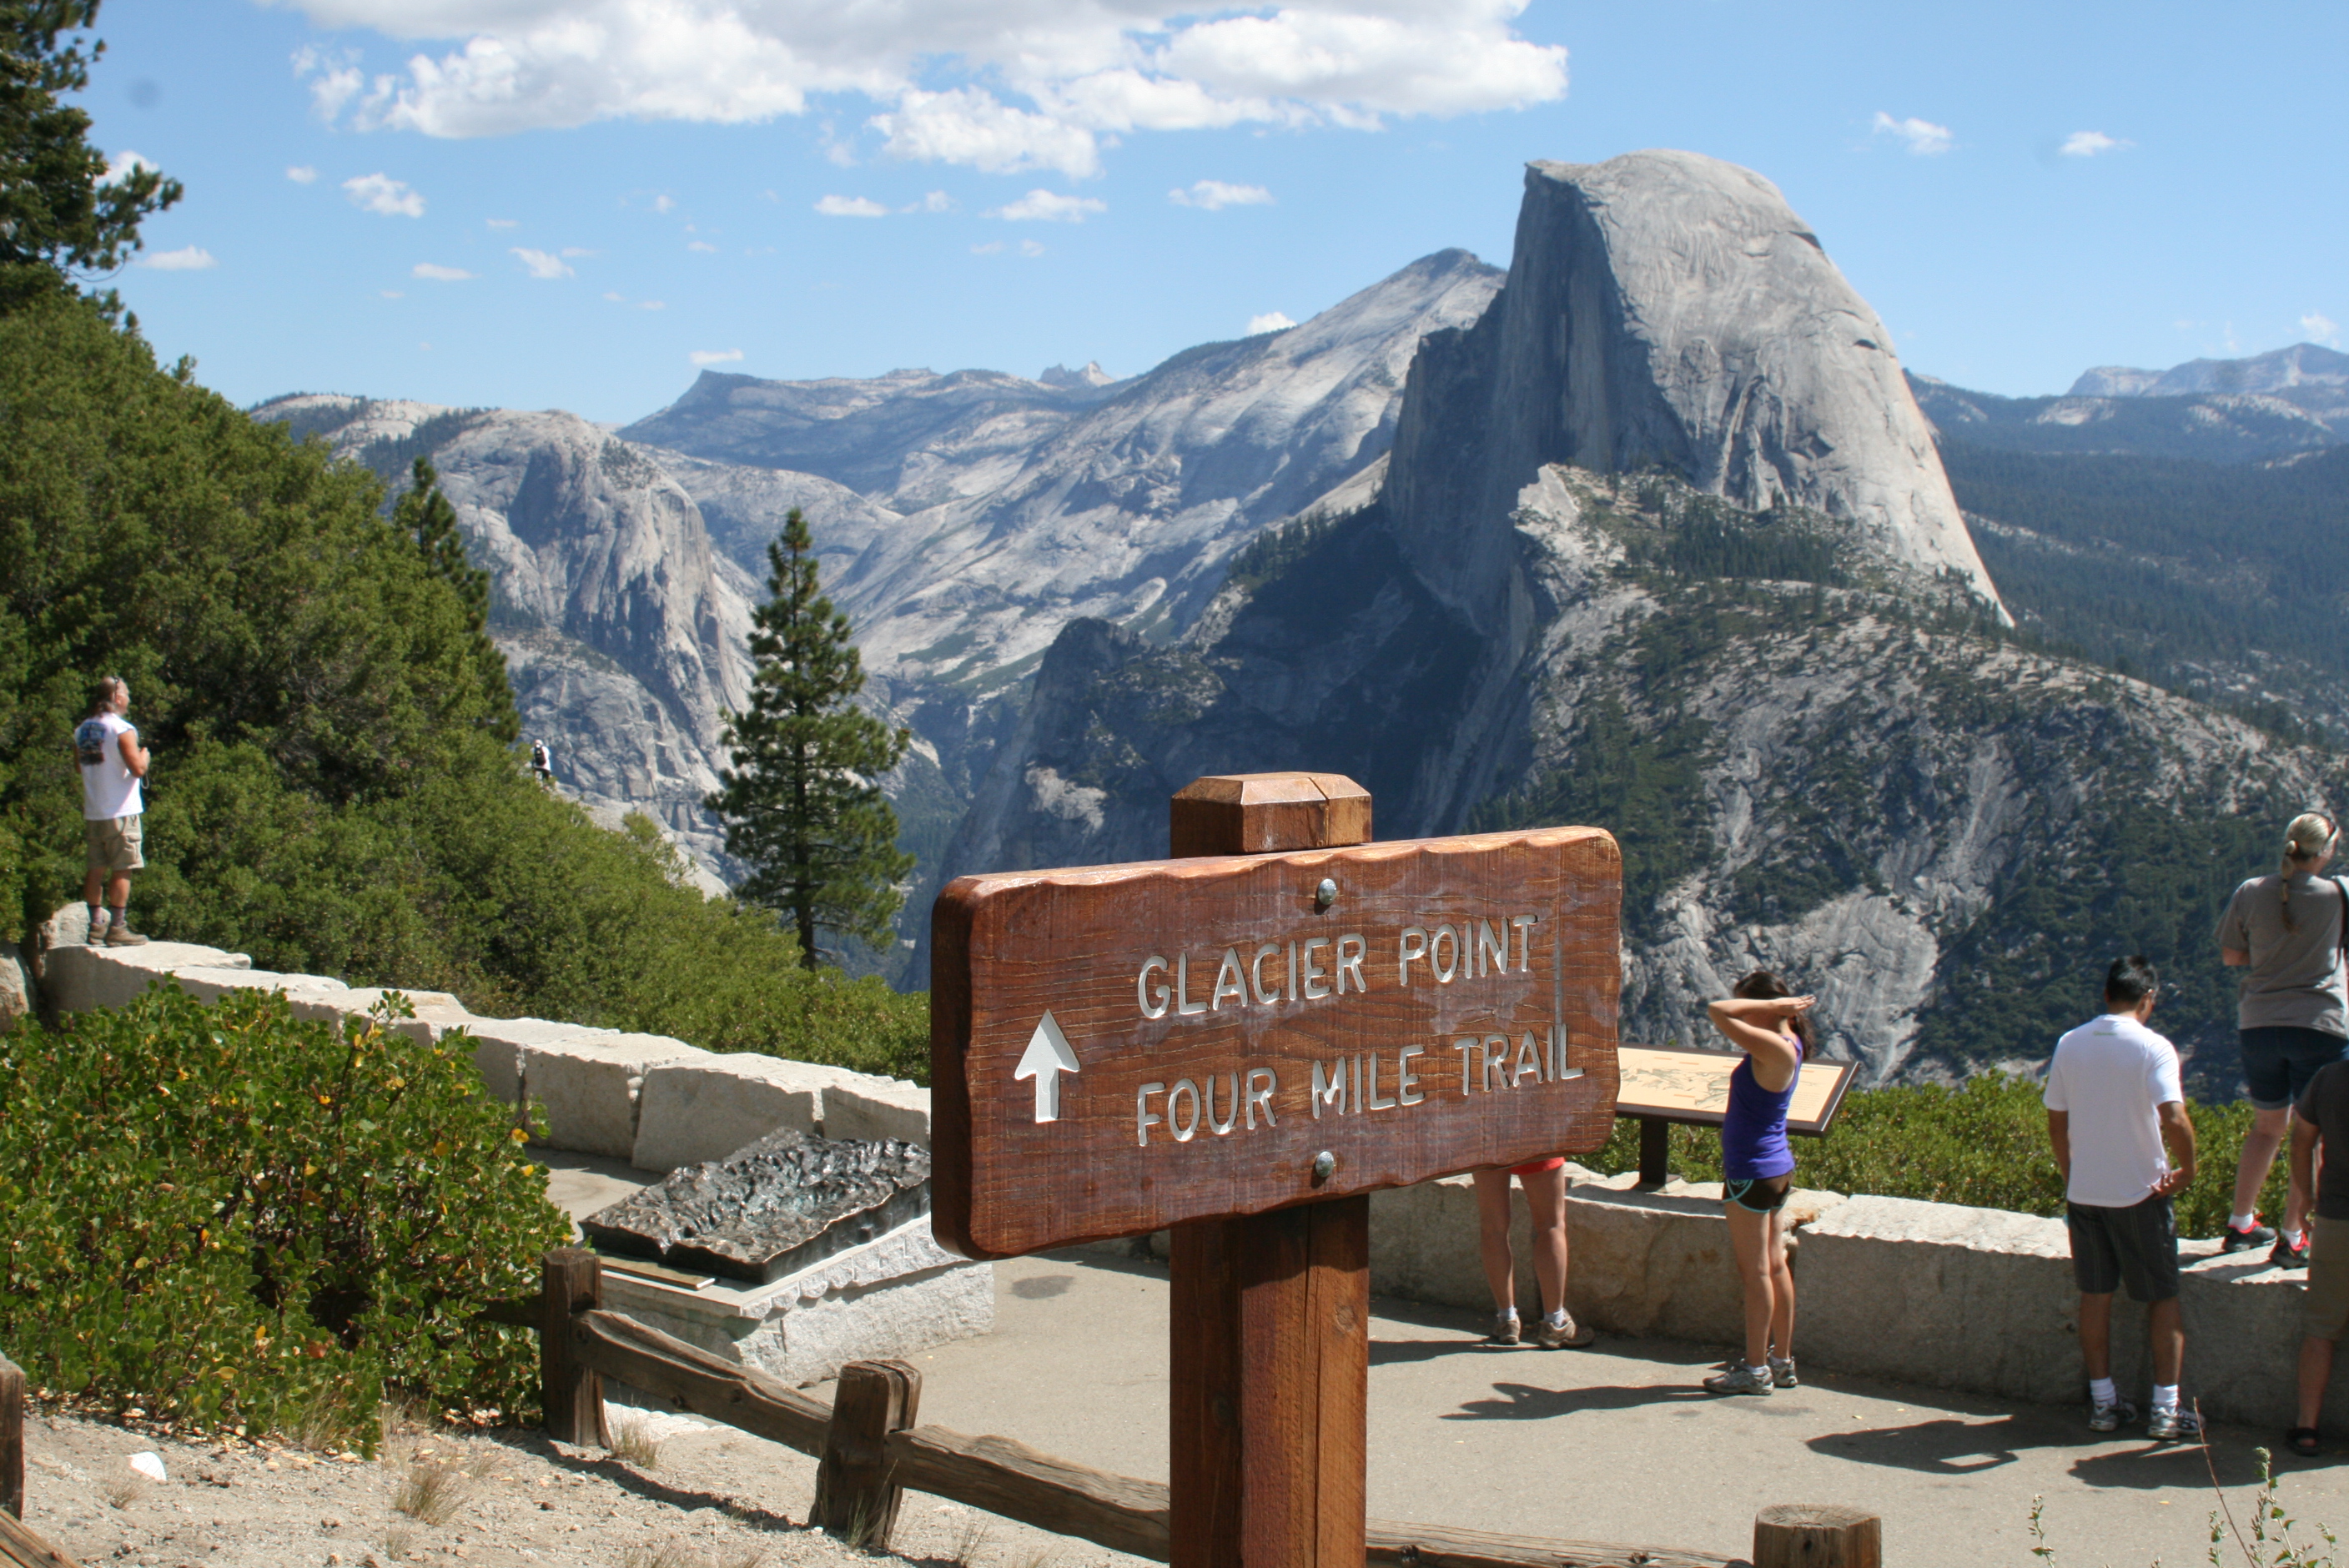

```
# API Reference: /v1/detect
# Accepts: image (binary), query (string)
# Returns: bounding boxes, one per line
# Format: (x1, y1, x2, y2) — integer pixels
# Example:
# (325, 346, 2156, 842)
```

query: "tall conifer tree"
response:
(393, 455, 516, 745)
(708, 509, 913, 967)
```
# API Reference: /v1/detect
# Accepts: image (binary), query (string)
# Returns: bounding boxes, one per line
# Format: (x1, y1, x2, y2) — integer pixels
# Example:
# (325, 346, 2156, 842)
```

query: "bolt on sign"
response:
(931, 824, 1623, 1259)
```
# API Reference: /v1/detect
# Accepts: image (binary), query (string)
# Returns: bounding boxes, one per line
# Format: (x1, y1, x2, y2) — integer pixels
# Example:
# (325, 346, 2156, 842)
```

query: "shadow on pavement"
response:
(1441, 1380, 1716, 1421)
(1809, 1413, 2292, 1490)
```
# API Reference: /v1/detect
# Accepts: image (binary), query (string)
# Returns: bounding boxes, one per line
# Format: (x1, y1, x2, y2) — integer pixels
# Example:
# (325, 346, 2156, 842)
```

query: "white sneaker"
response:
(1703, 1359, 1775, 1396)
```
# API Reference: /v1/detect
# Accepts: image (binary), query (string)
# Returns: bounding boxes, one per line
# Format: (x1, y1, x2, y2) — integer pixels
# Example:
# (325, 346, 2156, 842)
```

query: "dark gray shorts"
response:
(2067, 1194, 2180, 1303)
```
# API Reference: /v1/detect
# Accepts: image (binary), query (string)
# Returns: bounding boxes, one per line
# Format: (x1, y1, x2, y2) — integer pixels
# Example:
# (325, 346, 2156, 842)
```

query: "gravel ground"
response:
(16, 1404, 1130, 1568)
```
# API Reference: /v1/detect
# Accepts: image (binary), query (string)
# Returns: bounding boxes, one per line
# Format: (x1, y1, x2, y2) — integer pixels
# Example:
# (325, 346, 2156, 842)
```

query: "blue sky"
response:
(88, 1, 2346, 425)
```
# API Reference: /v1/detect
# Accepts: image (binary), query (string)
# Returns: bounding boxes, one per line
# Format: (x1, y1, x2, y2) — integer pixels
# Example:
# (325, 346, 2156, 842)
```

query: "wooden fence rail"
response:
(554, 1254, 1748, 1568)
(0, 1255, 1874, 1568)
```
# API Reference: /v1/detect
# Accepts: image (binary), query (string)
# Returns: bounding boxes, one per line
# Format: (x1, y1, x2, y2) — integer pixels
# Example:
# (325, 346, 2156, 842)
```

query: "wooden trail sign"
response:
(931, 771, 1625, 1568)
(930, 816, 1623, 1259)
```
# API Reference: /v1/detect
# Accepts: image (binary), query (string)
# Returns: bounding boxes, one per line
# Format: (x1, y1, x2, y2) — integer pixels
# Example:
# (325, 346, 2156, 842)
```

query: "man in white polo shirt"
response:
(2045, 955, 2200, 1440)
(73, 675, 152, 947)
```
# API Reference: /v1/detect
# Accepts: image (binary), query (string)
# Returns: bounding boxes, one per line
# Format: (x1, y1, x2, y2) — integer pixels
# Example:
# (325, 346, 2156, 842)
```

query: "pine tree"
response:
(392, 455, 516, 745)
(0, 1, 182, 309)
(708, 509, 913, 968)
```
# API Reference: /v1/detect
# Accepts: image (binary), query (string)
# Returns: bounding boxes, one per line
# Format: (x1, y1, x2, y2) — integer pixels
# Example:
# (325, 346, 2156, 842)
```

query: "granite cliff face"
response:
(255, 395, 766, 878)
(1383, 153, 2001, 637)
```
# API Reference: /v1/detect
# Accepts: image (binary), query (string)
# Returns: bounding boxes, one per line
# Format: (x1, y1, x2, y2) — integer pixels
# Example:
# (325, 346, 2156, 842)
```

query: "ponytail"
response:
(2281, 812, 2342, 934)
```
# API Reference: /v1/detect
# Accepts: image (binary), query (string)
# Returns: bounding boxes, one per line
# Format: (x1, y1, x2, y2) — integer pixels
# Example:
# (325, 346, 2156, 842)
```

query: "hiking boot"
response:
(84, 917, 106, 945)
(2223, 1219, 2278, 1253)
(2273, 1234, 2312, 1270)
(2088, 1396, 2137, 1433)
(103, 921, 151, 947)
(1703, 1359, 1775, 1396)
(2148, 1406, 2203, 1443)
(1768, 1355, 1799, 1389)
(1530, 1312, 1597, 1349)
(1483, 1313, 1521, 1347)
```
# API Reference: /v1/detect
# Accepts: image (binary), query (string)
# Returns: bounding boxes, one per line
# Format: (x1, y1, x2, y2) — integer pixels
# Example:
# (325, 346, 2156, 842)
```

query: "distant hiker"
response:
(1700, 970, 1812, 1396)
(2045, 954, 2200, 1441)
(2216, 812, 2346, 1268)
(73, 675, 151, 947)
(1472, 1156, 1596, 1349)
(2286, 1037, 2349, 1457)
(530, 737, 554, 787)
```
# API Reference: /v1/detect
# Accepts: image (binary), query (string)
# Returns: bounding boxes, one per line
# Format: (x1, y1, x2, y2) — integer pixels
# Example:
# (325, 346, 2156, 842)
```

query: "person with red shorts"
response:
(1474, 1155, 1597, 1348)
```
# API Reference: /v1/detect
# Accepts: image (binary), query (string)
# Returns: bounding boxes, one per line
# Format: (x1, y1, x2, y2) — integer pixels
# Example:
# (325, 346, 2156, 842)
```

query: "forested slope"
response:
(0, 295, 921, 1078)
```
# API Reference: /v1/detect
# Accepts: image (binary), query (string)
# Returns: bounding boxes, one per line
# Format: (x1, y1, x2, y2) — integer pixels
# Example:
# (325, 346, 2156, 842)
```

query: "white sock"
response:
(2286, 1229, 2306, 1248)
(2090, 1377, 2117, 1405)
(2153, 1384, 2180, 1415)
(1545, 1309, 1567, 1329)
(2231, 1212, 2257, 1230)
(1496, 1307, 1518, 1321)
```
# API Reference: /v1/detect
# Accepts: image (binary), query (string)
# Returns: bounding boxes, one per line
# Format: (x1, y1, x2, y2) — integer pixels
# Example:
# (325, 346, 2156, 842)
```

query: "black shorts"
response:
(2066, 1194, 2180, 1303)
(1726, 1174, 1791, 1214)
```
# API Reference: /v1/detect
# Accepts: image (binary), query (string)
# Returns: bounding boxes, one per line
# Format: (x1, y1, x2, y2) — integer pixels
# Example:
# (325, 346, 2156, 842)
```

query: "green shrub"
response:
(1582, 1073, 2287, 1240)
(0, 984, 571, 1447)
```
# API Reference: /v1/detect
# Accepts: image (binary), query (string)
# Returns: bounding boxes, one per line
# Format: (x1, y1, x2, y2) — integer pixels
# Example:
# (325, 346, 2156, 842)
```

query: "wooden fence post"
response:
(541, 1249, 606, 1448)
(1166, 772, 1372, 1568)
(1753, 1504, 1881, 1568)
(0, 1354, 22, 1521)
(812, 1359, 923, 1547)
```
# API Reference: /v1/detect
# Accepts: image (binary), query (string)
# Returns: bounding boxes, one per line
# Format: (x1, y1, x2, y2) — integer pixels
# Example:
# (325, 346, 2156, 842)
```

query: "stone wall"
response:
(32, 916, 934, 1164)
(29, 921, 2338, 1430)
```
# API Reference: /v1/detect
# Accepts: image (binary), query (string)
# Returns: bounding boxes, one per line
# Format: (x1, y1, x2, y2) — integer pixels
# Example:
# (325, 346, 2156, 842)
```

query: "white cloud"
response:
(286, 164, 319, 183)
(989, 188, 1105, 223)
(1169, 178, 1272, 210)
(1246, 311, 1295, 334)
(652, 193, 676, 213)
(277, 0, 1568, 178)
(487, 217, 518, 228)
(1019, 238, 1046, 257)
(689, 348, 744, 365)
(344, 172, 425, 216)
(294, 45, 364, 121)
(1872, 113, 1953, 156)
(137, 245, 217, 271)
(907, 189, 955, 213)
(603, 290, 626, 301)
(104, 149, 158, 184)
(638, 299, 666, 309)
(687, 239, 719, 252)
(560, 246, 597, 257)
(511, 247, 573, 279)
(970, 240, 1004, 254)
(2304, 313, 2341, 347)
(411, 261, 473, 280)
(2060, 129, 2131, 158)
(815, 193, 889, 217)
(380, 289, 404, 298)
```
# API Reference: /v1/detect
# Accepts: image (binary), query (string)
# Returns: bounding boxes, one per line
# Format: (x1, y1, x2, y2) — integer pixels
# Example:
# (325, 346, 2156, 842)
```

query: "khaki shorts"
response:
(2306, 1217, 2349, 1342)
(84, 814, 143, 872)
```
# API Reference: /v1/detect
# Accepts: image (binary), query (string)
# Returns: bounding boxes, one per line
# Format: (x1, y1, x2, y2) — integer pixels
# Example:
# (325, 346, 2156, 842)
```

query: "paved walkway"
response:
(872, 1249, 2349, 1568)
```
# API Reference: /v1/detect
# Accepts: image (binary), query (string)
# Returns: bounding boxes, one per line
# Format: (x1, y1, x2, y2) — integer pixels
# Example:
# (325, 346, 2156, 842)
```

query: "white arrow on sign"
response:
(1014, 1010, 1080, 1123)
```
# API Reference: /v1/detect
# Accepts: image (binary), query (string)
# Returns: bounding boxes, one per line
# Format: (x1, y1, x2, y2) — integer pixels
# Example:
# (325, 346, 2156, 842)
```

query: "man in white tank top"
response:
(74, 676, 152, 946)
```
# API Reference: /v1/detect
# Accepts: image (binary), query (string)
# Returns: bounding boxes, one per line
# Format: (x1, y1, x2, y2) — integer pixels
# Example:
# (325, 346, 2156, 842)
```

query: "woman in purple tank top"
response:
(1701, 969, 1814, 1397)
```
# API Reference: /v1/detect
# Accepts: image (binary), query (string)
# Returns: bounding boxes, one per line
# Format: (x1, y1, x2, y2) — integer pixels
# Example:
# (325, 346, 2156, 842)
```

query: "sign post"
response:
(930, 772, 1623, 1566)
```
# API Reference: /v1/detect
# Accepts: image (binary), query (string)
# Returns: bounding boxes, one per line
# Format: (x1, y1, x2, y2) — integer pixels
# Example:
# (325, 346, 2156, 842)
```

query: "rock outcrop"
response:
(257, 396, 765, 874)
(1383, 153, 2002, 634)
